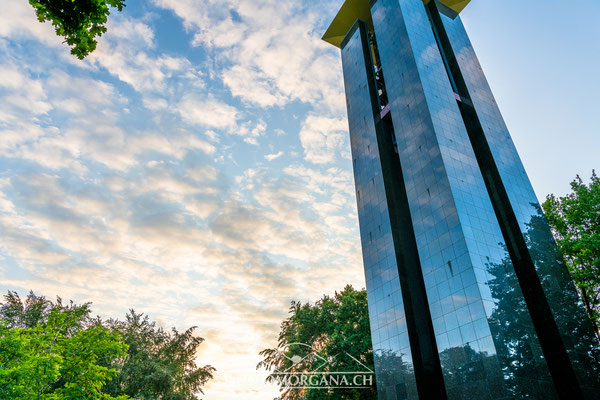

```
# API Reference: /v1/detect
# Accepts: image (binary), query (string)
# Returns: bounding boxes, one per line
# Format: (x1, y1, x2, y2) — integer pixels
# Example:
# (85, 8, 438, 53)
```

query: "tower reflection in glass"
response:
(322, 0, 600, 399)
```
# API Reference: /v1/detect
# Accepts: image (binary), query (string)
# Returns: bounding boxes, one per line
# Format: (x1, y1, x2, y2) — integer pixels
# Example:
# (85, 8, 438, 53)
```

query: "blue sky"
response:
(0, 0, 598, 398)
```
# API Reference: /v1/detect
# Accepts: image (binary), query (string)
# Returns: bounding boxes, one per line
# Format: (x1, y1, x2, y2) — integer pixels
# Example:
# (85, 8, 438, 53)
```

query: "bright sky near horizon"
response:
(0, 0, 598, 398)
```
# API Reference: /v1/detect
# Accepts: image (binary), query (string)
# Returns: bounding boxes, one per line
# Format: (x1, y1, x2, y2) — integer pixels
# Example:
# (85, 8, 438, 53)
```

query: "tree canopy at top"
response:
(543, 171, 600, 337)
(28, 0, 126, 59)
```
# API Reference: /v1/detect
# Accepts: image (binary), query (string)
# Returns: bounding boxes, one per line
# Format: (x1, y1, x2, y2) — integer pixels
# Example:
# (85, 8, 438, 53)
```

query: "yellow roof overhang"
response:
(322, 0, 471, 48)
(321, 0, 373, 48)
(435, 0, 471, 14)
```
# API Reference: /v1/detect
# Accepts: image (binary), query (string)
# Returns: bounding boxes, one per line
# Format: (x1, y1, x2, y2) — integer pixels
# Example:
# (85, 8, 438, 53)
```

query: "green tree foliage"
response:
(480, 204, 600, 394)
(0, 291, 130, 399)
(258, 285, 377, 400)
(0, 291, 214, 400)
(543, 171, 600, 336)
(101, 310, 215, 400)
(28, 0, 126, 59)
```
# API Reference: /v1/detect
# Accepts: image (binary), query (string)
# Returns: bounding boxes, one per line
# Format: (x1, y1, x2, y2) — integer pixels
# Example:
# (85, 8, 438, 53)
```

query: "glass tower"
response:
(322, 1, 600, 399)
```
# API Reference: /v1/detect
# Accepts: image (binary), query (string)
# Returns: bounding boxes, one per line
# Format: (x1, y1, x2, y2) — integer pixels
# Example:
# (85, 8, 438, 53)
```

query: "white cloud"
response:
(299, 115, 347, 164)
(264, 151, 284, 161)
(108, 18, 155, 47)
(232, 118, 267, 145)
(186, 165, 218, 181)
(151, 0, 346, 112)
(191, 15, 247, 49)
(46, 69, 126, 114)
(221, 65, 286, 108)
(177, 94, 240, 130)
(143, 97, 169, 111)
(0, 1, 63, 47)
(88, 16, 202, 93)
(0, 63, 52, 118)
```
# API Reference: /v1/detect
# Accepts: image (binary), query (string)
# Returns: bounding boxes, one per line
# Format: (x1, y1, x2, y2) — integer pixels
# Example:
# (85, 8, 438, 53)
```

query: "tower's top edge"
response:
(321, 0, 471, 48)
(321, 0, 372, 48)
(437, 0, 471, 15)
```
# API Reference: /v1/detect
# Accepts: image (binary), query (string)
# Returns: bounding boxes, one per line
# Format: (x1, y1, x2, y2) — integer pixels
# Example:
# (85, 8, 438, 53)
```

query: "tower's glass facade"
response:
(324, 1, 600, 399)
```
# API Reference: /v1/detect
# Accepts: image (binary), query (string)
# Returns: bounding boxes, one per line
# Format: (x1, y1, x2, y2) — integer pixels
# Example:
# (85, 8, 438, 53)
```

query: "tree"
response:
(0, 291, 215, 400)
(101, 310, 215, 400)
(258, 285, 377, 400)
(481, 203, 600, 393)
(0, 291, 130, 399)
(28, 0, 126, 59)
(543, 171, 600, 336)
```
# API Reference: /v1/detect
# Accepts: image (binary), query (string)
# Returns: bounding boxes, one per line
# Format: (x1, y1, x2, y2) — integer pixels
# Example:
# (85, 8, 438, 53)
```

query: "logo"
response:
(268, 343, 375, 389)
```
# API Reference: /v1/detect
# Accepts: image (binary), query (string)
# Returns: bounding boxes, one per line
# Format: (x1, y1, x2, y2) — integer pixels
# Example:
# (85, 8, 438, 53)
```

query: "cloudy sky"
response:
(1, 0, 599, 398)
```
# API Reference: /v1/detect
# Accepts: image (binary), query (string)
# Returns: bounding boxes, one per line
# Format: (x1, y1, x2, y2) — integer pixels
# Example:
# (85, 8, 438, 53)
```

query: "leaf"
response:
(28, 0, 126, 59)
